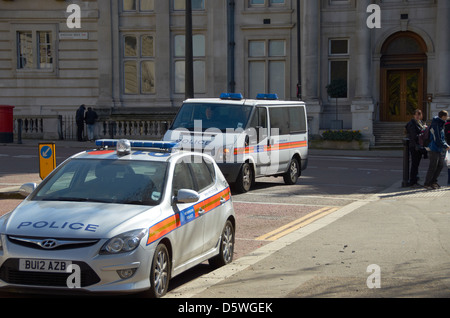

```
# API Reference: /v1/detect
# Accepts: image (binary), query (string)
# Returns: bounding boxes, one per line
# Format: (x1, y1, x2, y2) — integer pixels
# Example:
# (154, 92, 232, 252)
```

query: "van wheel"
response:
(235, 163, 253, 193)
(283, 158, 300, 185)
(209, 220, 235, 269)
(147, 243, 171, 298)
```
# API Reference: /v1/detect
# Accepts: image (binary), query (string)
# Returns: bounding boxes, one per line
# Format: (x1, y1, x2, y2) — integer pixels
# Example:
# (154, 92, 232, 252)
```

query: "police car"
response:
(0, 139, 235, 297)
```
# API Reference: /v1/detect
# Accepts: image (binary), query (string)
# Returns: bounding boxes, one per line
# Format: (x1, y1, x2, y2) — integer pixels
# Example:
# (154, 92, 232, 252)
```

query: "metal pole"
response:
(185, 0, 194, 99)
(402, 138, 410, 187)
(227, 0, 236, 93)
(296, 0, 302, 100)
(17, 118, 23, 144)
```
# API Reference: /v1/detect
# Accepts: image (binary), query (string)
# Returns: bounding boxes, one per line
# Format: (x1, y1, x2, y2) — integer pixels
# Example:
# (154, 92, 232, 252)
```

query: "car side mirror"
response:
(173, 189, 200, 204)
(19, 183, 37, 198)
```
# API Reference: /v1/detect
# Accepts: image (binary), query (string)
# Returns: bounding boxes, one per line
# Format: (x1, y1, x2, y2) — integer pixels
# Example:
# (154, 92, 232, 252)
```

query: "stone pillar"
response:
(96, 0, 114, 108)
(301, 0, 322, 138)
(155, 0, 173, 107)
(431, 0, 450, 115)
(351, 0, 375, 144)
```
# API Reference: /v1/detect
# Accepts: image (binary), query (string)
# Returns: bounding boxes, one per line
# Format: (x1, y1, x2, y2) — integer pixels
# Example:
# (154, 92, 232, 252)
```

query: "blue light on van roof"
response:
(220, 93, 243, 100)
(256, 93, 278, 100)
(95, 139, 178, 150)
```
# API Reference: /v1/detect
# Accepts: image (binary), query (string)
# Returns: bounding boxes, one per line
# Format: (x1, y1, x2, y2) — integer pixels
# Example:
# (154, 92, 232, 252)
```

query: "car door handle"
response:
(220, 197, 226, 204)
(198, 208, 205, 215)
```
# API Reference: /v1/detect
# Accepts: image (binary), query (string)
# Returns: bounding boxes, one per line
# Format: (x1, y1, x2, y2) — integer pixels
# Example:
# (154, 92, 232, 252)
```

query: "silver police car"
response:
(0, 139, 235, 297)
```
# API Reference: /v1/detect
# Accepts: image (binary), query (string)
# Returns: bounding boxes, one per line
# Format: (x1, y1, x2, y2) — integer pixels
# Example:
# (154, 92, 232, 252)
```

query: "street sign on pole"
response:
(39, 143, 56, 180)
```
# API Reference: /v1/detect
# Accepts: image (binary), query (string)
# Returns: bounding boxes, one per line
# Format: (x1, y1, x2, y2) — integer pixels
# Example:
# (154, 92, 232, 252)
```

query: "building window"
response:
(174, 34, 206, 94)
(123, 34, 155, 94)
(248, 39, 286, 99)
(17, 31, 53, 70)
(249, 0, 285, 7)
(173, 0, 205, 11)
(123, 0, 154, 12)
(328, 39, 349, 98)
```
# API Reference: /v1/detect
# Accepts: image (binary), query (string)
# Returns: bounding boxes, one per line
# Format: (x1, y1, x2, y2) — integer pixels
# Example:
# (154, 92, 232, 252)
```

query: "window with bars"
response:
(328, 39, 349, 98)
(17, 31, 53, 70)
(123, 34, 155, 94)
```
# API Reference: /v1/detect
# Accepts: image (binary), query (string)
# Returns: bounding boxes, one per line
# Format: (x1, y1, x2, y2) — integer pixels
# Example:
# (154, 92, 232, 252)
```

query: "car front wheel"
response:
(148, 243, 171, 298)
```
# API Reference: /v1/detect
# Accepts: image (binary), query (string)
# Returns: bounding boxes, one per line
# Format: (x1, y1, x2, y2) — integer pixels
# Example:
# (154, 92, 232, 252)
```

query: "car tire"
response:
(148, 243, 171, 298)
(235, 163, 253, 193)
(283, 157, 300, 185)
(209, 220, 235, 269)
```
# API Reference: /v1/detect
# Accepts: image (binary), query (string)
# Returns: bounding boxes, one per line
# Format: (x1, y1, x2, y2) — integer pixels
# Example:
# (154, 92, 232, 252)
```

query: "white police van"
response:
(163, 93, 308, 193)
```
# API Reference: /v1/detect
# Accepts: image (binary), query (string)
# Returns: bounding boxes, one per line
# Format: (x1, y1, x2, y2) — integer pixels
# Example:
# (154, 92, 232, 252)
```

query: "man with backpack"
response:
(424, 110, 450, 190)
(445, 119, 450, 186)
(405, 109, 427, 187)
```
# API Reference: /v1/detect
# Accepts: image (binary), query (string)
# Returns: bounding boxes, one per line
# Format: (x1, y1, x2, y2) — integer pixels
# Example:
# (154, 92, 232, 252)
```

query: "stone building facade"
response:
(0, 0, 449, 144)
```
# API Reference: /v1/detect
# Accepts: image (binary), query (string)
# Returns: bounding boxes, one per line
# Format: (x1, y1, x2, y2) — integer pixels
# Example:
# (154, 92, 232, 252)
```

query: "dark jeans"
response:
(77, 122, 84, 141)
(409, 147, 422, 185)
(424, 151, 445, 186)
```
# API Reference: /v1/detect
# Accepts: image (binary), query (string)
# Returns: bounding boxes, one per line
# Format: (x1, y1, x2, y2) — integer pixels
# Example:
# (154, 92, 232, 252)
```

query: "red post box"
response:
(0, 105, 15, 143)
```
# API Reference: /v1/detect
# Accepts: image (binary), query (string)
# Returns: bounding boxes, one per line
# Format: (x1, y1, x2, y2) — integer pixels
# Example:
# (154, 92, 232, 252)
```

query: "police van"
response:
(163, 93, 308, 193)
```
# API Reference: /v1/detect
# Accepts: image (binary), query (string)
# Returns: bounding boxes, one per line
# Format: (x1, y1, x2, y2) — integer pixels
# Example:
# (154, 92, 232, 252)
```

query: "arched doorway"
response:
(380, 31, 428, 122)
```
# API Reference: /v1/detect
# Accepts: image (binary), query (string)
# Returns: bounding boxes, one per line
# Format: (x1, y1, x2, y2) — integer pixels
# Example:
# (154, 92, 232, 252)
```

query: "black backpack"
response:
(418, 126, 430, 147)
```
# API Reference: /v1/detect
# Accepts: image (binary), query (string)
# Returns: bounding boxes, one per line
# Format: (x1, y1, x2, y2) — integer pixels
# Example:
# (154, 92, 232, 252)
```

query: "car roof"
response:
(71, 139, 207, 163)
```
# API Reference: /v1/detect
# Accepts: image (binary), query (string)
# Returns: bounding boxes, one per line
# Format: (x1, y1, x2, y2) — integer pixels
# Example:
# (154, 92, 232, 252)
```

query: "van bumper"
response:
(217, 163, 242, 183)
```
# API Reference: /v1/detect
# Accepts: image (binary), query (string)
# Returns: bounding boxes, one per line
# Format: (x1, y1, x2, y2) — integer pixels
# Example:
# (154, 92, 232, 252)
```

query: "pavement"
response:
(3, 139, 450, 298)
(166, 177, 450, 298)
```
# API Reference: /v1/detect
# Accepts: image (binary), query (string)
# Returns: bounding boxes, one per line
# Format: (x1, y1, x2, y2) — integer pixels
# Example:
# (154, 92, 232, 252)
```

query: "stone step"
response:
(373, 122, 407, 146)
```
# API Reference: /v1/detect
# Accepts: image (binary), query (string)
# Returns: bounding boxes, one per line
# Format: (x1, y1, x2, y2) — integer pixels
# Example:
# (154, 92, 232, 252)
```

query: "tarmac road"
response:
(3, 140, 446, 298)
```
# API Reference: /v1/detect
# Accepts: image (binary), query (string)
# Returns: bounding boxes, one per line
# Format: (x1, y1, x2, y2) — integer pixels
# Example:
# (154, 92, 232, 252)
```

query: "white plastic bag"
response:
(446, 150, 450, 168)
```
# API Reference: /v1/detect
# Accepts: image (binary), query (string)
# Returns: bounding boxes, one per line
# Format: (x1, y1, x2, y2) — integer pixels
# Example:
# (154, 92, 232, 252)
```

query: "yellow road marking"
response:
(255, 206, 339, 241)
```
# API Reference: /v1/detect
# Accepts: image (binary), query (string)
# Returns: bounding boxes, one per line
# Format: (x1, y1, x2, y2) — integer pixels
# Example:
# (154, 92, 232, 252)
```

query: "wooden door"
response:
(383, 69, 422, 122)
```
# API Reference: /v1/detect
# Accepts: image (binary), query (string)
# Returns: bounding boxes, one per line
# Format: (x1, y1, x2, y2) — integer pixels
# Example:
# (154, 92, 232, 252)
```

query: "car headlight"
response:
(100, 229, 147, 254)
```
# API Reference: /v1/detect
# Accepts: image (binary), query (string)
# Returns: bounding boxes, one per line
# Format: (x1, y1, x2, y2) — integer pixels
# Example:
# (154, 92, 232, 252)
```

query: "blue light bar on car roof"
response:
(256, 93, 278, 100)
(95, 139, 179, 150)
(220, 93, 244, 100)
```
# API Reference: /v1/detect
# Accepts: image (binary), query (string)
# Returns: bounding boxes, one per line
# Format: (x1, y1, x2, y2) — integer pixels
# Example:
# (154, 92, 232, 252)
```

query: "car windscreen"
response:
(32, 159, 168, 206)
(170, 103, 253, 132)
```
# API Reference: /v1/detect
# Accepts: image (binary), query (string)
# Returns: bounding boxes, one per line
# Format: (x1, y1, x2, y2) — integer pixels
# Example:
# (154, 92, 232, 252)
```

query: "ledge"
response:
(309, 139, 370, 150)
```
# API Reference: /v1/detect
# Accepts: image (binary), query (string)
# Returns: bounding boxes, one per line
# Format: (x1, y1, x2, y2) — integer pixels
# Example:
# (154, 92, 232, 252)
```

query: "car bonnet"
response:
(2, 200, 159, 239)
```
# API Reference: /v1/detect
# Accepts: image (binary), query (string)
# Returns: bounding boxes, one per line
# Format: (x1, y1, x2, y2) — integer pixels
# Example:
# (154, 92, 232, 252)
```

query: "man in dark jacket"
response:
(84, 107, 98, 141)
(424, 110, 450, 189)
(405, 109, 427, 186)
(75, 104, 86, 141)
(445, 119, 450, 185)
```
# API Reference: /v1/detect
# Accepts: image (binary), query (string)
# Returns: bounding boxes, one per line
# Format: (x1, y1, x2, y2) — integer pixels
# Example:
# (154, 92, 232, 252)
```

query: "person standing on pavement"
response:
(85, 107, 98, 142)
(424, 110, 450, 190)
(405, 109, 427, 187)
(445, 119, 450, 185)
(75, 104, 86, 142)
